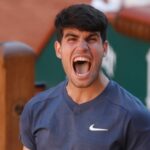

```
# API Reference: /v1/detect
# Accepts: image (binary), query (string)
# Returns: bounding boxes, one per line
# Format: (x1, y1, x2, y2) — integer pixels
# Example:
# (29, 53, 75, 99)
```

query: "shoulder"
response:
(108, 80, 150, 131)
(21, 80, 66, 115)
(108, 80, 146, 112)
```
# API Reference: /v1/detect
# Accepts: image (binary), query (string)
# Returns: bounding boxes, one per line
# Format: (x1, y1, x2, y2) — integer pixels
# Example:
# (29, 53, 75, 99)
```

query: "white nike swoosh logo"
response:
(89, 124, 108, 131)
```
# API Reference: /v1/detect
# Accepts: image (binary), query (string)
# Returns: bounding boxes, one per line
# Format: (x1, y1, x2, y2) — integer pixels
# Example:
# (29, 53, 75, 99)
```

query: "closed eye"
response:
(87, 37, 98, 43)
(68, 37, 77, 41)
(88, 38, 97, 42)
(65, 33, 78, 42)
(86, 33, 100, 43)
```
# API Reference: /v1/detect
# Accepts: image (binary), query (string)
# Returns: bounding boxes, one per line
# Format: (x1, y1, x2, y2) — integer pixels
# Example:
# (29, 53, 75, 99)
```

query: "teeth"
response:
(73, 57, 91, 75)
(74, 57, 89, 62)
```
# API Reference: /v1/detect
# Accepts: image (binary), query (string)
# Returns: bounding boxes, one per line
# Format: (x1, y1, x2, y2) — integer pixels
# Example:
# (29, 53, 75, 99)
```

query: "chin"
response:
(71, 79, 94, 88)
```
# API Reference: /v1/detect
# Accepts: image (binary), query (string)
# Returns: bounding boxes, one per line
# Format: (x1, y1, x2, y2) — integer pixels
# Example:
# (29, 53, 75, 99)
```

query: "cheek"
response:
(60, 48, 71, 70)
(61, 52, 70, 65)
(91, 48, 104, 66)
(61, 44, 72, 56)
(92, 47, 103, 59)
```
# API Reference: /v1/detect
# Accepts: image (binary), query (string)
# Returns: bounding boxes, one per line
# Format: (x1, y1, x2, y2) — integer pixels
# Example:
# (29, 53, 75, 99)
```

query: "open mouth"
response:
(73, 57, 91, 75)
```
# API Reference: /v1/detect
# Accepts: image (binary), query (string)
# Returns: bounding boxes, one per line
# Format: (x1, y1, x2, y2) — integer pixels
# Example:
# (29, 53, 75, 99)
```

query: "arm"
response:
(23, 146, 31, 150)
(20, 101, 36, 150)
(125, 109, 150, 150)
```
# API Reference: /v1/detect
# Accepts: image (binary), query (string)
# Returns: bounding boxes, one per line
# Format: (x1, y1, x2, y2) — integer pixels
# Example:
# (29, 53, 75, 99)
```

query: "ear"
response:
(54, 41, 62, 59)
(103, 40, 108, 57)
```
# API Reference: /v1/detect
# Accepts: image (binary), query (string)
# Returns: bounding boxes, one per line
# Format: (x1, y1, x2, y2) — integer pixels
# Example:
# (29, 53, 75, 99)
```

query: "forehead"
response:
(62, 28, 100, 38)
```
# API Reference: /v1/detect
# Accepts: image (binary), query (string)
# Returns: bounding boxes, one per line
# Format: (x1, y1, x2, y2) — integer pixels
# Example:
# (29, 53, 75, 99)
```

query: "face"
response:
(55, 28, 108, 88)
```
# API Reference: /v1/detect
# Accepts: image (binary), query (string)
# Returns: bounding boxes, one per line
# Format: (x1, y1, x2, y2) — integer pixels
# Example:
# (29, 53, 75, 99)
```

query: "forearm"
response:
(23, 146, 31, 150)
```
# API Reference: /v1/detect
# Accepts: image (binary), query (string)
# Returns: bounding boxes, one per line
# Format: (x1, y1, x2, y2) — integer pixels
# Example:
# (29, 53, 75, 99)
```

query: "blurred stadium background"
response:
(0, 0, 150, 149)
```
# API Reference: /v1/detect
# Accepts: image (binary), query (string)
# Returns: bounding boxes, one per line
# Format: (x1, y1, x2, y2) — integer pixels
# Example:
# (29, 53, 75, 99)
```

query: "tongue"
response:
(75, 62, 89, 74)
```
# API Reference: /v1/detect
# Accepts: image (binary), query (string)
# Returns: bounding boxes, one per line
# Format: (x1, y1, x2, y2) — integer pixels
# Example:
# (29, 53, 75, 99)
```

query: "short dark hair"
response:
(54, 4, 108, 42)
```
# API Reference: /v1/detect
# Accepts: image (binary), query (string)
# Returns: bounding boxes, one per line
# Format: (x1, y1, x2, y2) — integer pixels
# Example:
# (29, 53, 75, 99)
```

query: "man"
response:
(20, 4, 150, 150)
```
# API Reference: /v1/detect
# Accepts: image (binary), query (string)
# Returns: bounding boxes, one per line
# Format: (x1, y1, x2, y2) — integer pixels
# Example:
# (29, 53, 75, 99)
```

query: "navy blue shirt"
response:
(20, 80, 150, 150)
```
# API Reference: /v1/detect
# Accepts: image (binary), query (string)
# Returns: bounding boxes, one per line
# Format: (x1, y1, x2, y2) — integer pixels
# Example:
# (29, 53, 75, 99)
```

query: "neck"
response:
(66, 72, 109, 104)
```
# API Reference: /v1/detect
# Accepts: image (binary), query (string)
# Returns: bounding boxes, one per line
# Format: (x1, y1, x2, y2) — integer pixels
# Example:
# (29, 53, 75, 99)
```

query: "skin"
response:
(23, 146, 30, 150)
(55, 28, 109, 104)
(22, 27, 109, 150)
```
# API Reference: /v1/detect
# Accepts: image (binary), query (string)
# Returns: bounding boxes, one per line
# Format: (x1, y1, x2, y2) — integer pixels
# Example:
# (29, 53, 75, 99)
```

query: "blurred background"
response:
(0, 0, 150, 149)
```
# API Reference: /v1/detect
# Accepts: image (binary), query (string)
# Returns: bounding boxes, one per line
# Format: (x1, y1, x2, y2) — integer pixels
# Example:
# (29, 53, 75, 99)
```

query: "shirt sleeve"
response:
(125, 108, 150, 150)
(20, 101, 36, 150)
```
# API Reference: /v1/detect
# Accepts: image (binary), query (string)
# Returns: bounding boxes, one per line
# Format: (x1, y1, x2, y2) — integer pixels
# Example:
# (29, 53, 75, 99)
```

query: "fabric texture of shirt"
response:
(20, 80, 150, 150)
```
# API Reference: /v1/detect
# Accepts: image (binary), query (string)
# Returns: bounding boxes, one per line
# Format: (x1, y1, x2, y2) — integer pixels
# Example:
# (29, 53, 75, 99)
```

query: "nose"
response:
(76, 40, 89, 52)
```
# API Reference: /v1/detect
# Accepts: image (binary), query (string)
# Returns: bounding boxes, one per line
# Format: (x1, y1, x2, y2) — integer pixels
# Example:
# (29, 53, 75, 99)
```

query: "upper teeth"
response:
(74, 57, 89, 62)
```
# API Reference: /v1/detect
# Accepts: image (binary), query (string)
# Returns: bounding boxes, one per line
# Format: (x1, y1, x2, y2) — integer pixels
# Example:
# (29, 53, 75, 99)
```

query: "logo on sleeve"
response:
(89, 124, 108, 131)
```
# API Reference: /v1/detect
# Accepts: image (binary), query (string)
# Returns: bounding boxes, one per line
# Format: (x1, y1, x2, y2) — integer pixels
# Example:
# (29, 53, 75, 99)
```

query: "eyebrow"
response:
(64, 33, 79, 38)
(87, 32, 100, 38)
(64, 32, 100, 39)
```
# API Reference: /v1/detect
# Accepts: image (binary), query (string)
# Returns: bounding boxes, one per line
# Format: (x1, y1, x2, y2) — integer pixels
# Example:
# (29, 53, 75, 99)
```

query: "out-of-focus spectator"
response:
(125, 0, 150, 7)
(91, 0, 150, 13)
(91, 0, 123, 13)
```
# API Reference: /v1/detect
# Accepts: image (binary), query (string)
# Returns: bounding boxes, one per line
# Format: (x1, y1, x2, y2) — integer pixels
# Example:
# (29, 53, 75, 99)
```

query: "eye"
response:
(67, 37, 78, 44)
(86, 33, 100, 43)
(87, 37, 97, 43)
(68, 37, 77, 41)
